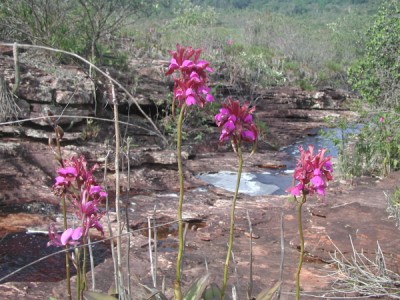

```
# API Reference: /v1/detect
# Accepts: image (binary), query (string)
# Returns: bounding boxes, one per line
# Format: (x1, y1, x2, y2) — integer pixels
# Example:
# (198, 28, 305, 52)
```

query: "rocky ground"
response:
(0, 47, 399, 299)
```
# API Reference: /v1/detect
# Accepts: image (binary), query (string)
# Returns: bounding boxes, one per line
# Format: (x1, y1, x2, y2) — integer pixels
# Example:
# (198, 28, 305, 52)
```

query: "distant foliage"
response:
(170, 0, 218, 27)
(336, 1, 400, 177)
(348, 0, 400, 109)
(0, 0, 157, 66)
(0, 0, 77, 48)
(193, 0, 381, 14)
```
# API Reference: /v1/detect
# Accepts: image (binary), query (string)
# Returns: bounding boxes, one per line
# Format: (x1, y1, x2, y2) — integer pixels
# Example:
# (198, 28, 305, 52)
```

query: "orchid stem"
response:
(174, 104, 186, 300)
(54, 127, 71, 300)
(295, 195, 306, 300)
(221, 144, 243, 300)
(82, 236, 87, 294)
(62, 196, 71, 300)
(76, 248, 81, 300)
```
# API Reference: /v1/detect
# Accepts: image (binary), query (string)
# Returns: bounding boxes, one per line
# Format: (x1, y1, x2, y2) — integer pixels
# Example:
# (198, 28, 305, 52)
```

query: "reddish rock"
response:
(1, 51, 398, 300)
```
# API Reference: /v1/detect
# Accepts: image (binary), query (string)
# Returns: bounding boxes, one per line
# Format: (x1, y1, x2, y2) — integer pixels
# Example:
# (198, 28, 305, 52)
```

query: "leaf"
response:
(137, 283, 168, 300)
(183, 273, 210, 300)
(83, 291, 118, 300)
(202, 283, 222, 300)
(255, 281, 281, 300)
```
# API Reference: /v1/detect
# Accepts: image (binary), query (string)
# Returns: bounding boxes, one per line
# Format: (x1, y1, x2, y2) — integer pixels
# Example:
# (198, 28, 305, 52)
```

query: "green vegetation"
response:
(341, 0, 400, 177)
(3, 0, 399, 179)
(0, 0, 381, 90)
(348, 0, 400, 109)
(0, 0, 158, 66)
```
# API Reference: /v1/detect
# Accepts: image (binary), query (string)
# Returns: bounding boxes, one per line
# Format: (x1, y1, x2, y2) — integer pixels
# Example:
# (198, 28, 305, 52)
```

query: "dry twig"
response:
(328, 235, 400, 299)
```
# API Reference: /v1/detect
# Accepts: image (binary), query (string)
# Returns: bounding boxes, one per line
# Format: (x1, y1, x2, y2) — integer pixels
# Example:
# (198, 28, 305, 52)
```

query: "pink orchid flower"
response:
(215, 97, 258, 144)
(288, 145, 333, 197)
(166, 44, 214, 108)
(47, 225, 82, 247)
(50, 155, 107, 248)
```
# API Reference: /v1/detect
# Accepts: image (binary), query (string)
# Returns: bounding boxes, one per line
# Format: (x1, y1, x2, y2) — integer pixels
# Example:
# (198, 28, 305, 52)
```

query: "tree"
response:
(75, 0, 158, 62)
(348, 0, 400, 109)
(0, 0, 75, 46)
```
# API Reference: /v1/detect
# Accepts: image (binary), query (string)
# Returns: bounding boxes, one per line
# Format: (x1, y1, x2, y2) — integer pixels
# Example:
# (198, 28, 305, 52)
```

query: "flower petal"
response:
(61, 228, 73, 246)
(186, 95, 197, 106)
(311, 175, 325, 188)
(241, 130, 255, 141)
(71, 227, 83, 241)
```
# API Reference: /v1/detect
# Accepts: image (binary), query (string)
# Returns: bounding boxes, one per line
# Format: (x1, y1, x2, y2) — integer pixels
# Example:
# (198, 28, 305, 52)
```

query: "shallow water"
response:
(197, 126, 359, 196)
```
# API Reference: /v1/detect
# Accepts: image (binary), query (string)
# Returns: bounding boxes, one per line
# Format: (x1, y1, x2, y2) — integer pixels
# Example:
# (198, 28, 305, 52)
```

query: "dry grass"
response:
(328, 235, 400, 299)
(0, 74, 20, 122)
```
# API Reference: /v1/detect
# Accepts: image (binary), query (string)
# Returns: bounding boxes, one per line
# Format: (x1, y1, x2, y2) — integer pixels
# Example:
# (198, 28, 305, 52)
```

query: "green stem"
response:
(174, 104, 186, 300)
(82, 236, 87, 295)
(221, 144, 243, 300)
(76, 248, 81, 300)
(55, 128, 71, 300)
(62, 196, 71, 300)
(295, 195, 306, 300)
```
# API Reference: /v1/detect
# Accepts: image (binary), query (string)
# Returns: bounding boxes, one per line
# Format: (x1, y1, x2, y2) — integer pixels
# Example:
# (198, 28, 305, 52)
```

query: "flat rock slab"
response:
(1, 170, 400, 299)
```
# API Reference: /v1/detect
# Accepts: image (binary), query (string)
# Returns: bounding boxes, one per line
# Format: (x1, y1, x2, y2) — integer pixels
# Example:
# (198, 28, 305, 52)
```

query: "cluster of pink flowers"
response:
(165, 44, 214, 107)
(48, 156, 107, 247)
(288, 145, 333, 196)
(215, 97, 258, 144)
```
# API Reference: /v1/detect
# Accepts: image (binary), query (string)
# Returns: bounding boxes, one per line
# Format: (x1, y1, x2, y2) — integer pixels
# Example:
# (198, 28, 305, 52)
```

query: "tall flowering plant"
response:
(166, 44, 214, 108)
(215, 97, 258, 146)
(48, 156, 107, 299)
(215, 97, 258, 299)
(287, 145, 333, 300)
(166, 44, 214, 300)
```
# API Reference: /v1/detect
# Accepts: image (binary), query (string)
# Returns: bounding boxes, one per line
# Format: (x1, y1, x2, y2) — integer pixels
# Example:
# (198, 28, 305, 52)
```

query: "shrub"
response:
(348, 0, 400, 109)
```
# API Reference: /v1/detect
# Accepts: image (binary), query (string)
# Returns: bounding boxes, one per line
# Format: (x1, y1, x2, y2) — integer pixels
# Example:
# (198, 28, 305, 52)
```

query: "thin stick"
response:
(111, 76, 124, 296)
(277, 211, 285, 300)
(88, 235, 96, 291)
(148, 216, 155, 288)
(246, 210, 253, 300)
(0, 115, 160, 135)
(104, 150, 119, 293)
(231, 249, 240, 296)
(125, 139, 132, 298)
(153, 205, 158, 288)
(12, 42, 20, 94)
(122, 137, 132, 298)
(232, 285, 237, 300)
